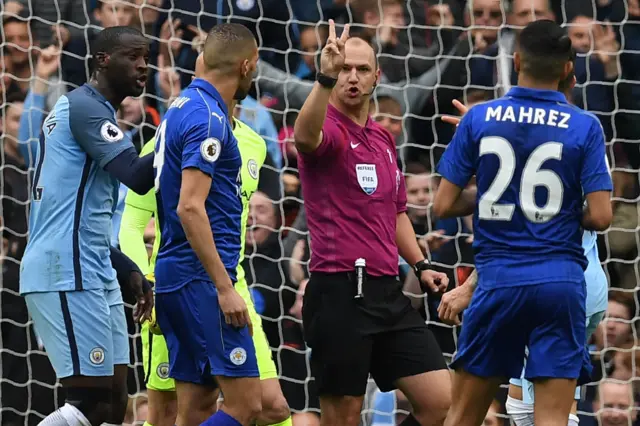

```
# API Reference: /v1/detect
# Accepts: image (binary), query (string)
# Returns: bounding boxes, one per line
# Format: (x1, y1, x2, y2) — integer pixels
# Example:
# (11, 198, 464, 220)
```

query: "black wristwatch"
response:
(316, 72, 338, 89)
(413, 259, 431, 275)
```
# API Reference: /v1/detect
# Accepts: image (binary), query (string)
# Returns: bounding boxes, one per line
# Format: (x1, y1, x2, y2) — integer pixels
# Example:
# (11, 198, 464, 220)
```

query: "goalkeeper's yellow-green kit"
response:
(119, 119, 278, 392)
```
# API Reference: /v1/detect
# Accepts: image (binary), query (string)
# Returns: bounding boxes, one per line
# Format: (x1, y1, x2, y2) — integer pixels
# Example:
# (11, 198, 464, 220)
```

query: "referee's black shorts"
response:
(302, 271, 447, 397)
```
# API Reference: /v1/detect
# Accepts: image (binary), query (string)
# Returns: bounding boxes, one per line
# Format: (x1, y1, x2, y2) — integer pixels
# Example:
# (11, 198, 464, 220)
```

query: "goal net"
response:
(1, 0, 638, 425)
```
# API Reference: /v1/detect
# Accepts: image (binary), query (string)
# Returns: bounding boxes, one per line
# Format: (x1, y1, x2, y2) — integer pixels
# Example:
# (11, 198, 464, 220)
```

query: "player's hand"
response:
(420, 269, 449, 294)
(437, 284, 473, 326)
(320, 19, 350, 79)
(441, 99, 469, 127)
(130, 272, 154, 324)
(218, 286, 253, 336)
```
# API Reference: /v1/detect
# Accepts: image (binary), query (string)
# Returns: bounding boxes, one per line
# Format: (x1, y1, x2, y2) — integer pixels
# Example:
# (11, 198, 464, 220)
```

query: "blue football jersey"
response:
(437, 87, 613, 288)
(154, 79, 242, 293)
(20, 84, 132, 294)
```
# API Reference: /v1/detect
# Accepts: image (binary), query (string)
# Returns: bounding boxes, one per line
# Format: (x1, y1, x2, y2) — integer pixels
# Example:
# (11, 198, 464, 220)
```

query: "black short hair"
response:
(90, 26, 145, 72)
(557, 47, 577, 95)
(3, 9, 30, 27)
(517, 19, 573, 83)
(202, 23, 257, 73)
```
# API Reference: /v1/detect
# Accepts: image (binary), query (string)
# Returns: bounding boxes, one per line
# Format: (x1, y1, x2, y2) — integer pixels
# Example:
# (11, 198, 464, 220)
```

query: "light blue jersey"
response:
(20, 84, 133, 379)
(21, 84, 133, 294)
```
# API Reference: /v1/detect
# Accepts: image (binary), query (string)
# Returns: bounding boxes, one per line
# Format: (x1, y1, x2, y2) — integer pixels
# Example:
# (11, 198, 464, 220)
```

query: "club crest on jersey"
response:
(200, 138, 221, 163)
(248, 159, 258, 179)
(356, 164, 378, 195)
(100, 121, 124, 143)
(89, 347, 105, 365)
(229, 347, 247, 365)
(157, 363, 170, 379)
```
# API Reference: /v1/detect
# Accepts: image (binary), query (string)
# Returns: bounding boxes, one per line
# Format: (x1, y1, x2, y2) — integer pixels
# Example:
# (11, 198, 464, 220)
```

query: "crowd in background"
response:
(1, 0, 640, 425)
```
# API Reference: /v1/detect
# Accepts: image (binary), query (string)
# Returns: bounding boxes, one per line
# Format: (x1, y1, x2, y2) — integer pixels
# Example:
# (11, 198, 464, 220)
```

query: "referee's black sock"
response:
(399, 414, 422, 426)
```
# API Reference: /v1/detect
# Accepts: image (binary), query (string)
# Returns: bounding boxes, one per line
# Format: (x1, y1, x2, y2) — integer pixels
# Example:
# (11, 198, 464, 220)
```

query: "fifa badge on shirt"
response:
(200, 138, 221, 163)
(395, 169, 401, 195)
(100, 121, 124, 143)
(89, 347, 105, 365)
(230, 347, 247, 365)
(356, 164, 378, 195)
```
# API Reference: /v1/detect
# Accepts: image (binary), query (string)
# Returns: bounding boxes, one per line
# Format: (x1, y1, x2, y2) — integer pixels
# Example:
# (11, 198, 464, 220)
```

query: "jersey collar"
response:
(190, 78, 229, 117)
(506, 87, 568, 104)
(82, 83, 116, 115)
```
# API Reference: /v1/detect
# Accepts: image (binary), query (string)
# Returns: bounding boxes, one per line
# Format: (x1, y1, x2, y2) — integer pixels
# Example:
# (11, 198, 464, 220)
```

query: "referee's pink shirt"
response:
(298, 104, 407, 277)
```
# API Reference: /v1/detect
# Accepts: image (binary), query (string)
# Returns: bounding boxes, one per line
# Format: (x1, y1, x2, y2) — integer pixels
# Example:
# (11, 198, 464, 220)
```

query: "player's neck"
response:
(330, 99, 370, 127)
(89, 78, 126, 110)
(517, 75, 561, 92)
(200, 72, 239, 114)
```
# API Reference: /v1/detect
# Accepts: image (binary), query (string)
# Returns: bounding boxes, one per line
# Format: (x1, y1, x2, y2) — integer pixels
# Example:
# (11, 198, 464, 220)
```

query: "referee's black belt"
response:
(310, 271, 397, 283)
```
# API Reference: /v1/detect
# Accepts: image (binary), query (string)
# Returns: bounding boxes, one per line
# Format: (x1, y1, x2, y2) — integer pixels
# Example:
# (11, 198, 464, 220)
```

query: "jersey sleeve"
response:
(181, 107, 227, 177)
(124, 139, 157, 212)
(581, 119, 613, 195)
(68, 95, 132, 169)
(436, 111, 476, 188)
(301, 118, 345, 158)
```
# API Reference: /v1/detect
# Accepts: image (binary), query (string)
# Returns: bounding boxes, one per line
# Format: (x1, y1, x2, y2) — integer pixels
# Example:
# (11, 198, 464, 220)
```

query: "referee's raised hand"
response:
(320, 19, 350, 78)
(219, 286, 253, 336)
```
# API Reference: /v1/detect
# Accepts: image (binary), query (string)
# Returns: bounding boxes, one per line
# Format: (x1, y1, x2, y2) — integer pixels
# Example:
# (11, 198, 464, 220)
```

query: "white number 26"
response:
(479, 136, 563, 223)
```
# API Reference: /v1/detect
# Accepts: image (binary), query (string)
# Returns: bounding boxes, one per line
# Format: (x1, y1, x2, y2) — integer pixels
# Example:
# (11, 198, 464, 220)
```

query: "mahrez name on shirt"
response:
(485, 105, 570, 129)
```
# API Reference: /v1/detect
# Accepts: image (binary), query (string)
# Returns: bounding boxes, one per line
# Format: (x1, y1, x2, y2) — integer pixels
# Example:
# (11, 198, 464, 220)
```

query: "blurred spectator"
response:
(592, 380, 637, 426)
(117, 96, 160, 152)
(129, 0, 163, 35)
(244, 191, 320, 423)
(295, 24, 329, 80)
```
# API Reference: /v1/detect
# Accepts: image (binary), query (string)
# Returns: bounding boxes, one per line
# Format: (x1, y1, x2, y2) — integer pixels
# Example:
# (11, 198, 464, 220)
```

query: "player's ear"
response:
(563, 60, 574, 81)
(241, 59, 250, 79)
(513, 51, 521, 73)
(95, 52, 110, 69)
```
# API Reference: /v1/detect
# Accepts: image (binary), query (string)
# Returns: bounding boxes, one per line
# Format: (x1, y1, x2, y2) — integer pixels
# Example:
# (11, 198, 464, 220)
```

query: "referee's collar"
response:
(506, 86, 567, 104)
(190, 78, 228, 117)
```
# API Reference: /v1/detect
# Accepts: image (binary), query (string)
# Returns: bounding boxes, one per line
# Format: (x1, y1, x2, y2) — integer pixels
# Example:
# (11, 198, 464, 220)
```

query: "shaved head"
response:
(201, 23, 258, 100)
(202, 23, 258, 74)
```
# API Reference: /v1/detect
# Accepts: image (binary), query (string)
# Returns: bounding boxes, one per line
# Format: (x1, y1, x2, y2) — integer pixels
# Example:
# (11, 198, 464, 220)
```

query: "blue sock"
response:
(201, 410, 242, 426)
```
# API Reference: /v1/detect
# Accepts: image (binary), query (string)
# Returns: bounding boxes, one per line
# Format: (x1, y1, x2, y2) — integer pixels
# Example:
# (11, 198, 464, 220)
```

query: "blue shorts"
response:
(25, 288, 129, 379)
(510, 310, 605, 403)
(451, 281, 591, 384)
(155, 280, 259, 384)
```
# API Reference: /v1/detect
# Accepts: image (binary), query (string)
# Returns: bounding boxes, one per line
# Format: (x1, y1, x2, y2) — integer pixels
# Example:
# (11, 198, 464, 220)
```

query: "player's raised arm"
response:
(293, 19, 349, 153)
(433, 111, 477, 218)
(581, 120, 613, 231)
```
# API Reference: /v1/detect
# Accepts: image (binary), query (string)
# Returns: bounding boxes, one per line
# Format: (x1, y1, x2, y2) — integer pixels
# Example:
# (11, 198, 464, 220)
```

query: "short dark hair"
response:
(557, 48, 576, 95)
(90, 26, 145, 72)
(516, 19, 573, 83)
(202, 23, 257, 73)
(3, 9, 30, 27)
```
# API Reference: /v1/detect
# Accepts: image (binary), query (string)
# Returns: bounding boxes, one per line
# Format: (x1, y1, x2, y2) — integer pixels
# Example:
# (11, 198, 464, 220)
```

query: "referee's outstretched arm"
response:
(294, 20, 350, 153)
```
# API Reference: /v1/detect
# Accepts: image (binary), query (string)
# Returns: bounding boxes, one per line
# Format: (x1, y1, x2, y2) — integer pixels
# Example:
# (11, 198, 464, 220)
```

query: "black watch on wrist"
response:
(413, 259, 431, 275)
(316, 72, 338, 89)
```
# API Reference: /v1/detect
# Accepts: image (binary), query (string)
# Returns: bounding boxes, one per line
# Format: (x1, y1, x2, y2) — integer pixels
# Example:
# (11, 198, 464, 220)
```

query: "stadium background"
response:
(1, 0, 639, 424)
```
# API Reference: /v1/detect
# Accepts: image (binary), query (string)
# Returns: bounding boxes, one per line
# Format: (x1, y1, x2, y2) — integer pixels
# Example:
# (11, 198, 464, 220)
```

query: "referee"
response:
(293, 20, 452, 426)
